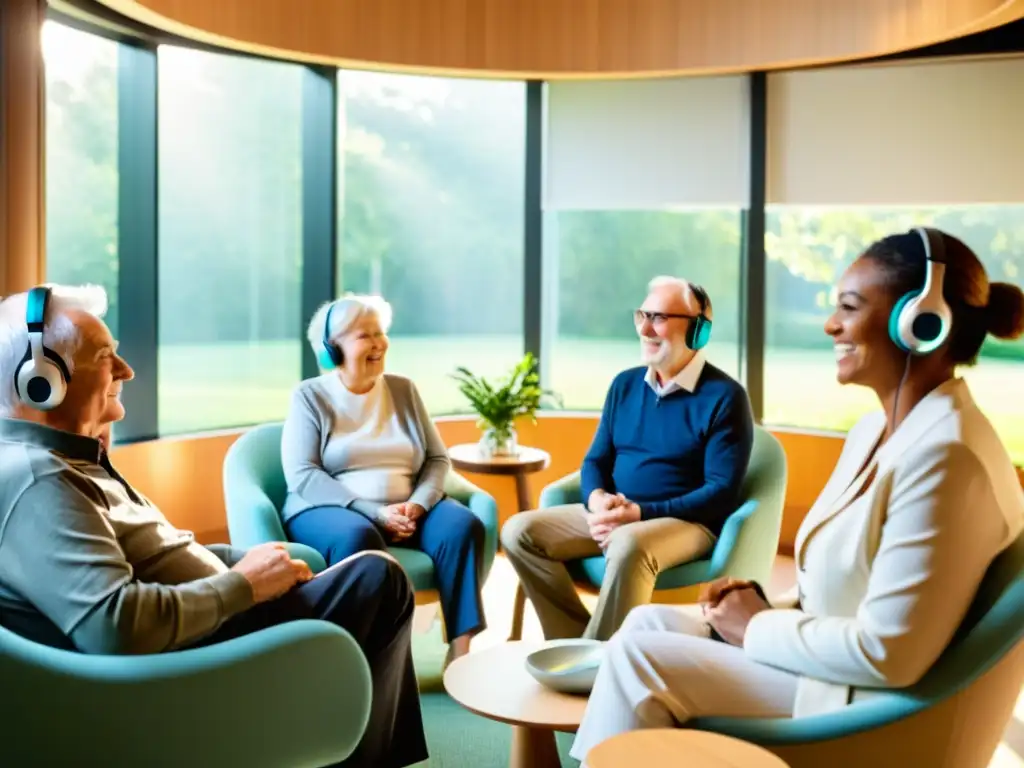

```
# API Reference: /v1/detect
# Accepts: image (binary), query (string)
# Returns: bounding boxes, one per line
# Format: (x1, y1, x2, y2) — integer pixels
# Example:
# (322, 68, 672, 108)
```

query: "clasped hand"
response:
(699, 577, 772, 646)
(586, 490, 641, 548)
(380, 502, 426, 542)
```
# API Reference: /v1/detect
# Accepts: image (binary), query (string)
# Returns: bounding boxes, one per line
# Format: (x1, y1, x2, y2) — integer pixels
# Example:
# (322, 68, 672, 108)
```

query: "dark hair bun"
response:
(986, 282, 1024, 340)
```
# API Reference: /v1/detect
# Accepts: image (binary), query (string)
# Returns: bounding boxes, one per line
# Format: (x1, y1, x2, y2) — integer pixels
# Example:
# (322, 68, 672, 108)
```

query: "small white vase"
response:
(479, 425, 519, 457)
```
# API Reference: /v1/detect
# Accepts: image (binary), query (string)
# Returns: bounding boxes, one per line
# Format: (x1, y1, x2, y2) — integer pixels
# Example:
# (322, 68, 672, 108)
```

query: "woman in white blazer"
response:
(570, 228, 1024, 761)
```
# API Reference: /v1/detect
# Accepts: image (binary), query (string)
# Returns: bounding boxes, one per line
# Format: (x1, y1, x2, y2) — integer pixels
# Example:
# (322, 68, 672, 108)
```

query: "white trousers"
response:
(570, 604, 799, 762)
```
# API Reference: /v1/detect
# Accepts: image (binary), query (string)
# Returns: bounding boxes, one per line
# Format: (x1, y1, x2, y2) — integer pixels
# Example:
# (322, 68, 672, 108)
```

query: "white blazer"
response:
(743, 378, 1024, 717)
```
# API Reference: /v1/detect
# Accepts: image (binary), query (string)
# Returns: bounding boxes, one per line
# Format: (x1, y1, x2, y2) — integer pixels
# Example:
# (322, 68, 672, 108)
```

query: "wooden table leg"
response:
(514, 473, 533, 514)
(510, 725, 561, 768)
(508, 582, 526, 641)
(508, 471, 535, 641)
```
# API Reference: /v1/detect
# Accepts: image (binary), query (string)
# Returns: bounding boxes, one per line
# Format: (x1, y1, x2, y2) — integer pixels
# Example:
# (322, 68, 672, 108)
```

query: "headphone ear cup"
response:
(687, 317, 712, 351)
(888, 291, 919, 353)
(317, 346, 338, 371)
(15, 355, 67, 411)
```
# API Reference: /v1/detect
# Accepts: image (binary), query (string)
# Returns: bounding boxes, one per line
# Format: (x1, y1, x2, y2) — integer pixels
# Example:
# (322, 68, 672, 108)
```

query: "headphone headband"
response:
(26, 286, 49, 334)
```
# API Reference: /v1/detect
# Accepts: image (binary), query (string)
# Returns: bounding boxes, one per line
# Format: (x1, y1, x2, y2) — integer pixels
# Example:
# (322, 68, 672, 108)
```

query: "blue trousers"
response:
(286, 497, 486, 639)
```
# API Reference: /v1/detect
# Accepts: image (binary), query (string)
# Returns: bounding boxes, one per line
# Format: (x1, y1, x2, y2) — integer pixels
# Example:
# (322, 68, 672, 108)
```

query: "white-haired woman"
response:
(280, 294, 486, 662)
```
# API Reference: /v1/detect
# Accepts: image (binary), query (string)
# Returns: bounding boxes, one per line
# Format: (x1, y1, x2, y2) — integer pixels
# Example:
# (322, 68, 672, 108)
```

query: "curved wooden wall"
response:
(94, 0, 1024, 78)
(0, 0, 45, 297)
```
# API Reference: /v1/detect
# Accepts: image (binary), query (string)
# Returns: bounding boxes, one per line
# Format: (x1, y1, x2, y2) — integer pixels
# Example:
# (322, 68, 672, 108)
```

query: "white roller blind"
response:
(544, 76, 751, 210)
(768, 56, 1024, 205)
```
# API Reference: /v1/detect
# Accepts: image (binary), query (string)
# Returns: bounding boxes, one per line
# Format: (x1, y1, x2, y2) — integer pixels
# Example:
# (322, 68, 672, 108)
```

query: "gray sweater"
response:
(280, 372, 450, 525)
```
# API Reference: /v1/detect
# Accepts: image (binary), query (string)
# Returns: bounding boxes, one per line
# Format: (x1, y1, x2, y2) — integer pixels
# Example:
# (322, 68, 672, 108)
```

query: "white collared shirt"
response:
(644, 350, 706, 398)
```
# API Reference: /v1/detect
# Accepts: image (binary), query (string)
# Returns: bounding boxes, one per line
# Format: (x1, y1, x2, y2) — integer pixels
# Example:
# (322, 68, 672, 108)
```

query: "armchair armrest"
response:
(700, 499, 758, 581)
(539, 470, 582, 508)
(284, 542, 329, 573)
(445, 471, 499, 579)
(0, 620, 371, 767)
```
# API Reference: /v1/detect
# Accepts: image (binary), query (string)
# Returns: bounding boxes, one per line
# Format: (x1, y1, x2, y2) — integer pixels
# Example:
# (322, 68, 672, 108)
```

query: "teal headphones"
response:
(14, 286, 71, 410)
(318, 301, 342, 370)
(888, 227, 953, 355)
(686, 283, 713, 351)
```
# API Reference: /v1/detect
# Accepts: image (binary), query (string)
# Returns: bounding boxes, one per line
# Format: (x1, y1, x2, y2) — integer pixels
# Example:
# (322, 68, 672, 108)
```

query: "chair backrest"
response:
(717, 425, 788, 584)
(742, 425, 789, 507)
(916, 529, 1024, 698)
(224, 421, 288, 508)
(222, 422, 289, 543)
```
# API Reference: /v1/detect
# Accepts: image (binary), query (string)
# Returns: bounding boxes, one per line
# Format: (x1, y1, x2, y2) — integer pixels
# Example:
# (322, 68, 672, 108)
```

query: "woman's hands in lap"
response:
(380, 502, 426, 542)
(700, 576, 772, 647)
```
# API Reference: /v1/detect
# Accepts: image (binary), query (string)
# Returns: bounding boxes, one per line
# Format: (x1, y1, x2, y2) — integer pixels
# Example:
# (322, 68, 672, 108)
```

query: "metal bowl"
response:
(524, 638, 605, 695)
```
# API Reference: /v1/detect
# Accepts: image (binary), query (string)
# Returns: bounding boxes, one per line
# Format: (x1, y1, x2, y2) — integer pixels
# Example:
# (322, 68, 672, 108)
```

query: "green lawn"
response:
(156, 335, 1024, 463)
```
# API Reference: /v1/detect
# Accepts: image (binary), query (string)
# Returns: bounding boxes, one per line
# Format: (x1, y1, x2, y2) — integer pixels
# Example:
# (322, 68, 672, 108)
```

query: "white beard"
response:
(640, 337, 671, 366)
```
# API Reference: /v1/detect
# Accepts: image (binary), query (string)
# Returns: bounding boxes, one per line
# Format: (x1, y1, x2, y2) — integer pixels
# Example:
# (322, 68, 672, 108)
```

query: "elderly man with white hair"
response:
(281, 293, 487, 665)
(501, 276, 755, 641)
(0, 284, 428, 768)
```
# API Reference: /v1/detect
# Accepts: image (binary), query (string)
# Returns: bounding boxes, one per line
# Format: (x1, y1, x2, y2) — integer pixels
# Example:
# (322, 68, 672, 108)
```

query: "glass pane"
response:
(546, 210, 744, 410)
(157, 47, 304, 435)
(336, 71, 525, 414)
(42, 22, 119, 333)
(765, 206, 1024, 463)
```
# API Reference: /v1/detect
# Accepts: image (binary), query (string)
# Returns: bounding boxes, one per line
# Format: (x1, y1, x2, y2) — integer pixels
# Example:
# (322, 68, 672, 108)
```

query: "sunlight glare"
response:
(41, 20, 110, 85)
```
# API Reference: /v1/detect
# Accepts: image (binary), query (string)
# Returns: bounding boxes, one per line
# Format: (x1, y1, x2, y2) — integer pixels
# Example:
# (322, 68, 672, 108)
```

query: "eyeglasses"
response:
(633, 309, 698, 326)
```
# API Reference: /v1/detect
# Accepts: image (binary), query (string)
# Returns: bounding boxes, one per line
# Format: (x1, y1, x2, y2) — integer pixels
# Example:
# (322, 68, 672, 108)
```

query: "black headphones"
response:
(14, 286, 72, 410)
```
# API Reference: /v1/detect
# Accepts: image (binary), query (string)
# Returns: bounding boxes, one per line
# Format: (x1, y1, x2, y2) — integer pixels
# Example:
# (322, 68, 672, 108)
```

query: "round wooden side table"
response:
(585, 729, 790, 768)
(448, 442, 551, 640)
(448, 443, 551, 512)
(443, 641, 587, 768)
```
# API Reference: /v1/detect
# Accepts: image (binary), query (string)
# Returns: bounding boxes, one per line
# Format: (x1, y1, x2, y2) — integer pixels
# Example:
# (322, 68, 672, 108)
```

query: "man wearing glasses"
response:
(501, 276, 754, 641)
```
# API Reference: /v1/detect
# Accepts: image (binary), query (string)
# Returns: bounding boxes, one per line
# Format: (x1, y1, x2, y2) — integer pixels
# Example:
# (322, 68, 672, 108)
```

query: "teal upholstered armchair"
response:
(223, 421, 500, 597)
(0, 618, 371, 767)
(690, 531, 1024, 768)
(533, 424, 787, 596)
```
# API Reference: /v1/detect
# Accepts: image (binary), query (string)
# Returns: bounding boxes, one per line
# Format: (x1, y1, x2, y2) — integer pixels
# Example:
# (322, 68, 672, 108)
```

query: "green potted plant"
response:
(450, 353, 561, 457)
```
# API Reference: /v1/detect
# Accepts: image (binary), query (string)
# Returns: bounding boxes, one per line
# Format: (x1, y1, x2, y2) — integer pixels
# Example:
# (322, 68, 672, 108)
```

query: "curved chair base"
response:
(708, 641, 1024, 768)
(0, 620, 372, 768)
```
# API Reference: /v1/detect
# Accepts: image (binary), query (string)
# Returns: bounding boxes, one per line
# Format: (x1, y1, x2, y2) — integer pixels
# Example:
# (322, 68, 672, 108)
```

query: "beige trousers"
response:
(500, 504, 715, 640)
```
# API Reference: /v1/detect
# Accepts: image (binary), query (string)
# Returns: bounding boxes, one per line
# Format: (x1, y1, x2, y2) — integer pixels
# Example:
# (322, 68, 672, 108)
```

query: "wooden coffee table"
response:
(443, 641, 588, 768)
(585, 729, 790, 767)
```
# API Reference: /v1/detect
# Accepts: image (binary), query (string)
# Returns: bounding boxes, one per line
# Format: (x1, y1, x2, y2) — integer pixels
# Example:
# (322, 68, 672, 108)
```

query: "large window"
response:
(157, 47, 304, 435)
(42, 22, 119, 333)
(545, 210, 744, 409)
(765, 206, 1024, 463)
(336, 71, 526, 414)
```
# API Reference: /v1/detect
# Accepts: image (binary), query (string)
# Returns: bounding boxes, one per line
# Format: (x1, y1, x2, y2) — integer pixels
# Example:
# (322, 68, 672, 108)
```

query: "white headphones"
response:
(14, 286, 71, 410)
(888, 227, 953, 355)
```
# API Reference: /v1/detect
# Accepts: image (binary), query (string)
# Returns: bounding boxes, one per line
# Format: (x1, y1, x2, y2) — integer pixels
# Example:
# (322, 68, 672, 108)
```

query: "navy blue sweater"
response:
(580, 364, 754, 537)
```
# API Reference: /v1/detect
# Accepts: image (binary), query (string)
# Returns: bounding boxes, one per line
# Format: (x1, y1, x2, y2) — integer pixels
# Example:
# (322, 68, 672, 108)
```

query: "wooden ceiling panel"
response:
(91, 0, 1024, 78)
